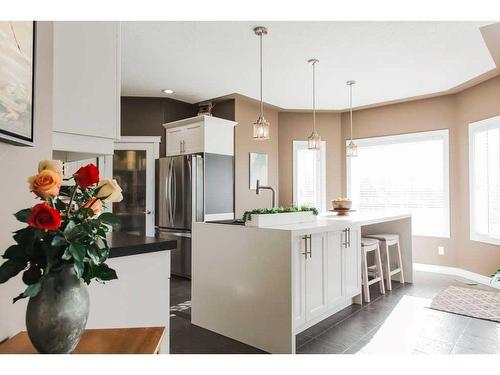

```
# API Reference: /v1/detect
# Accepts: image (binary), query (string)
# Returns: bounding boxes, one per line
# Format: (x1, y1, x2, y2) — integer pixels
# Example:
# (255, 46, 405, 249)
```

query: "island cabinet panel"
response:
(293, 236, 307, 328)
(305, 233, 329, 320)
(327, 231, 344, 308)
(344, 228, 361, 297)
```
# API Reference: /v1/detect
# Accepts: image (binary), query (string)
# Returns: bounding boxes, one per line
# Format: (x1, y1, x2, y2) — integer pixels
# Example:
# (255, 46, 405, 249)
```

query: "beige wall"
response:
(234, 96, 279, 218)
(278, 112, 342, 208)
(0, 22, 53, 341)
(339, 75, 500, 276)
(455, 76, 500, 274)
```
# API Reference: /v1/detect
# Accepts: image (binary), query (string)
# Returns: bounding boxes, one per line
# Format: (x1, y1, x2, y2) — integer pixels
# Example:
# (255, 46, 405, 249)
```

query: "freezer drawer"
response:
(157, 230, 191, 279)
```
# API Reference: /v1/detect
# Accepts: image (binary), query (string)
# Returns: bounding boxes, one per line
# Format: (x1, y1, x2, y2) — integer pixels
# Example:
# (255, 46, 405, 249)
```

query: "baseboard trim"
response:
(414, 263, 499, 289)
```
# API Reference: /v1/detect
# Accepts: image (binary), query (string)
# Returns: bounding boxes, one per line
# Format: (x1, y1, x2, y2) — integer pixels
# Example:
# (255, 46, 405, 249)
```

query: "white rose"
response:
(38, 160, 63, 176)
(96, 179, 123, 202)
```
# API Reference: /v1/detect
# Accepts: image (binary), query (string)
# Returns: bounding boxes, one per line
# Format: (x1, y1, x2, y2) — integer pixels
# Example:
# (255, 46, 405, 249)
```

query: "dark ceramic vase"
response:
(26, 266, 89, 354)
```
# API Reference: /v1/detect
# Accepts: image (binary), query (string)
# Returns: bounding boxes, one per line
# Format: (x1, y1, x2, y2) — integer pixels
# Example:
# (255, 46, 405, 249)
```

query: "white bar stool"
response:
(365, 234, 404, 290)
(361, 238, 385, 303)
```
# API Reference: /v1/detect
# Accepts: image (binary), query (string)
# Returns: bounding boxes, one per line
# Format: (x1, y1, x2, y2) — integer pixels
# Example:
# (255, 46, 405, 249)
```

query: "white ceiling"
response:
(121, 21, 497, 110)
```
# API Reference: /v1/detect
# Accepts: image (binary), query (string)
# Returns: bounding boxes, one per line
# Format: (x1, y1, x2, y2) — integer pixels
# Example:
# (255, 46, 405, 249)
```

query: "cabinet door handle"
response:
(308, 235, 312, 258)
(342, 228, 347, 248)
(302, 235, 308, 259)
(347, 228, 351, 247)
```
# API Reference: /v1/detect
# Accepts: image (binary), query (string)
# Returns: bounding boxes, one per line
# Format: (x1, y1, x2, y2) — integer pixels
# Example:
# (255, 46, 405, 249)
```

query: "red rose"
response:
(27, 203, 62, 231)
(73, 163, 99, 188)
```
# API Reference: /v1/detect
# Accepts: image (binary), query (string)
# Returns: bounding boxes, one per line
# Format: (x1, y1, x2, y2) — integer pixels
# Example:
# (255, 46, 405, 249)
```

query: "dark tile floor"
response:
(169, 272, 500, 354)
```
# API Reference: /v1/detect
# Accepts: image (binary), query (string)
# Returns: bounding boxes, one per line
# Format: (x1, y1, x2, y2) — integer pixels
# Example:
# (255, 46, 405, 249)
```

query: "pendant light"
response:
(253, 26, 270, 140)
(307, 59, 321, 150)
(346, 80, 358, 157)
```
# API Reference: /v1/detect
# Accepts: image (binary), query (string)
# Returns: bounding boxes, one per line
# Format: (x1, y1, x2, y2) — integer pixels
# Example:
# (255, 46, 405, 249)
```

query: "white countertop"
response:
(260, 210, 410, 235)
(201, 210, 411, 236)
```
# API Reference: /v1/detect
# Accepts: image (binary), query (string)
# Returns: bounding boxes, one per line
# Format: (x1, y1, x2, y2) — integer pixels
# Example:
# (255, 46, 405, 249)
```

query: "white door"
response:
(112, 137, 160, 237)
(293, 235, 307, 328)
(183, 123, 204, 154)
(327, 230, 344, 308)
(343, 228, 361, 297)
(305, 232, 328, 320)
(166, 128, 183, 156)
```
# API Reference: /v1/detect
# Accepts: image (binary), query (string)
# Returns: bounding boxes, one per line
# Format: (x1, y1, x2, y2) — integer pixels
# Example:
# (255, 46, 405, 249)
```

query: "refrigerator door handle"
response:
(167, 158, 174, 227)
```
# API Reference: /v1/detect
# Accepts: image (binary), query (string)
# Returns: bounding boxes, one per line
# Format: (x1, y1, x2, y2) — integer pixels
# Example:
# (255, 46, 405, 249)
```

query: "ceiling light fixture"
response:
(162, 89, 174, 94)
(307, 59, 321, 150)
(253, 26, 270, 140)
(346, 80, 357, 157)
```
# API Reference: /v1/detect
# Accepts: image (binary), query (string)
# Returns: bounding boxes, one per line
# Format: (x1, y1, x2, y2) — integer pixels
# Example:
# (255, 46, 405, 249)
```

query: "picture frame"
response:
(249, 152, 268, 189)
(0, 21, 36, 146)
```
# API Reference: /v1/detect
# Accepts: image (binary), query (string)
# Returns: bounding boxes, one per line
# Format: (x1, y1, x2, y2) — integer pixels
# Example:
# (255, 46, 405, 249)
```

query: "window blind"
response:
(348, 130, 450, 237)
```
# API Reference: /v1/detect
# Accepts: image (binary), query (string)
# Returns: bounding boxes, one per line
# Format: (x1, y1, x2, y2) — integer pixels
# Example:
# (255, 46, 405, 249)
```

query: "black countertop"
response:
(107, 232, 177, 258)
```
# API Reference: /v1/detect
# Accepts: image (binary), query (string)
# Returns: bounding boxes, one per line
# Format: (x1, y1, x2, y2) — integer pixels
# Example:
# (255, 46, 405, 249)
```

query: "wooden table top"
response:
(0, 327, 166, 354)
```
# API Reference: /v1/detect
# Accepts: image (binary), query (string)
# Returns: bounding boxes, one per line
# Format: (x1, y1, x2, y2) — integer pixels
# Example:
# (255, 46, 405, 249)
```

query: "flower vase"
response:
(26, 266, 89, 354)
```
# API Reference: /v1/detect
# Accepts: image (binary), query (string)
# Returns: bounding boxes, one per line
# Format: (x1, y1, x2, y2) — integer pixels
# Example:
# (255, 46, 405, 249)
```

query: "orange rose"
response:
(82, 197, 103, 216)
(28, 170, 62, 199)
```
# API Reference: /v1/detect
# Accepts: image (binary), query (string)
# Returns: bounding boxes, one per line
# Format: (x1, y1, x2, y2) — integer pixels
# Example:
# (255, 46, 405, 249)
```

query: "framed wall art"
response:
(0, 21, 35, 146)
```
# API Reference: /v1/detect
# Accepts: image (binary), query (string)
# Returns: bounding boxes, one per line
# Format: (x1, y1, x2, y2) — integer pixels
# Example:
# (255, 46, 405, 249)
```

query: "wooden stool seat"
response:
(361, 237, 385, 303)
(366, 233, 404, 290)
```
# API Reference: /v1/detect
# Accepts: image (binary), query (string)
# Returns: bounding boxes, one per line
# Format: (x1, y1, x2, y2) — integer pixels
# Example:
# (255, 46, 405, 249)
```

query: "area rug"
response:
(429, 285, 500, 322)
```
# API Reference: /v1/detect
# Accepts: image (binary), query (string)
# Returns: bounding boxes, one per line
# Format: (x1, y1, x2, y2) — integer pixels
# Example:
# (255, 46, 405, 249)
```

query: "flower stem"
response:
(66, 185, 78, 216)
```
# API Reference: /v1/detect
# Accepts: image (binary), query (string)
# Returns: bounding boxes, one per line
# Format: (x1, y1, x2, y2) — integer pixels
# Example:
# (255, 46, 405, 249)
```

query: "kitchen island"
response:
(86, 232, 176, 353)
(192, 211, 412, 354)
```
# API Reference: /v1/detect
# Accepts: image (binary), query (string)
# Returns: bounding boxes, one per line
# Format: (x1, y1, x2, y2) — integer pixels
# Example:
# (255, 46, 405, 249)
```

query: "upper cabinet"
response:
(163, 115, 237, 157)
(52, 22, 121, 158)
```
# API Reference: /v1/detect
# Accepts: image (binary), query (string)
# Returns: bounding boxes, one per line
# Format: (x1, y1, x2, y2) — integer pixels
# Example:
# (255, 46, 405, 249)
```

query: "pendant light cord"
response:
(349, 83, 353, 141)
(312, 61, 316, 132)
(259, 32, 264, 118)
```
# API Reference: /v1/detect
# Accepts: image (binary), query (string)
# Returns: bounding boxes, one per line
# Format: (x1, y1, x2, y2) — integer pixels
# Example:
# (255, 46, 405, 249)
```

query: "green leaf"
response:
(51, 236, 67, 247)
(63, 220, 76, 236)
(22, 266, 42, 285)
(87, 245, 100, 265)
(2, 245, 25, 261)
(73, 261, 84, 278)
(14, 208, 31, 223)
(61, 248, 72, 260)
(99, 212, 119, 225)
(0, 259, 27, 283)
(93, 263, 117, 281)
(69, 243, 86, 262)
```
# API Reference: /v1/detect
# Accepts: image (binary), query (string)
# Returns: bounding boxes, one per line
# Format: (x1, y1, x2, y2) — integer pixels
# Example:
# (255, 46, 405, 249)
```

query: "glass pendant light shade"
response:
(253, 26, 270, 141)
(346, 140, 358, 157)
(308, 59, 321, 150)
(346, 80, 357, 157)
(308, 130, 321, 150)
(253, 116, 270, 140)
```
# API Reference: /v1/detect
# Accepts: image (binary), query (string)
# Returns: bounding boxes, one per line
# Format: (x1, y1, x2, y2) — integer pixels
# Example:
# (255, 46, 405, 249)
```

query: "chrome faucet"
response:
(256, 179, 276, 208)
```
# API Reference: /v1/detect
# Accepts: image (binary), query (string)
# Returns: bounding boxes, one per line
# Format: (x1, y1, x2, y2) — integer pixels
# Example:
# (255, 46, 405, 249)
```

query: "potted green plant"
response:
(243, 206, 319, 227)
(0, 160, 122, 353)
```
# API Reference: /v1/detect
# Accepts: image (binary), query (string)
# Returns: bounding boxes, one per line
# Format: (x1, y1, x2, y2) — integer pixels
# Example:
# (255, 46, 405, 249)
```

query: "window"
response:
(347, 130, 450, 237)
(293, 140, 326, 212)
(469, 116, 500, 245)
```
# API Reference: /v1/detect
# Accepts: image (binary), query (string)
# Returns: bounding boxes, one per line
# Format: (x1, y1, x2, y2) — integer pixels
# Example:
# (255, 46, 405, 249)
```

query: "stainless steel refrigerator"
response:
(156, 154, 204, 278)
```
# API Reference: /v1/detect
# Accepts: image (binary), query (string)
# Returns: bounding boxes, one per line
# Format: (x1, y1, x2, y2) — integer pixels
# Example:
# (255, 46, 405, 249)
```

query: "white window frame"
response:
(292, 140, 327, 212)
(469, 115, 500, 246)
(347, 129, 450, 238)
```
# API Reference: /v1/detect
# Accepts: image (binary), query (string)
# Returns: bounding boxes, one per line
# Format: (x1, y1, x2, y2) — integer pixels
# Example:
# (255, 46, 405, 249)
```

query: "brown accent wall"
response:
(234, 96, 279, 218)
(338, 75, 500, 276)
(278, 112, 343, 208)
(120, 96, 198, 156)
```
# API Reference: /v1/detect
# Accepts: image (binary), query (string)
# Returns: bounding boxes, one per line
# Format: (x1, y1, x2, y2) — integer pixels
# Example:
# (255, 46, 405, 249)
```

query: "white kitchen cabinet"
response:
(163, 115, 236, 157)
(343, 227, 361, 297)
(52, 21, 121, 157)
(305, 233, 328, 320)
(293, 226, 361, 332)
(327, 230, 344, 308)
